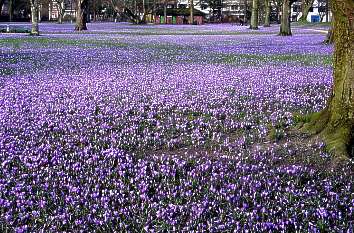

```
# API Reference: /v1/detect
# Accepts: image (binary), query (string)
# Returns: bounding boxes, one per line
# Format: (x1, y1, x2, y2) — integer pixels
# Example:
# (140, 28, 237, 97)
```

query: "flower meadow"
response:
(0, 23, 353, 232)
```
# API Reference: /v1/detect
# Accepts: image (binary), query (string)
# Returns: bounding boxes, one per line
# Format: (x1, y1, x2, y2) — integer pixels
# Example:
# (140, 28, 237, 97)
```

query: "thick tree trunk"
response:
(298, 0, 315, 22)
(303, 0, 354, 158)
(250, 0, 259, 29)
(279, 0, 292, 36)
(264, 0, 271, 27)
(30, 0, 39, 35)
(9, 0, 13, 21)
(75, 0, 88, 31)
(190, 0, 194, 24)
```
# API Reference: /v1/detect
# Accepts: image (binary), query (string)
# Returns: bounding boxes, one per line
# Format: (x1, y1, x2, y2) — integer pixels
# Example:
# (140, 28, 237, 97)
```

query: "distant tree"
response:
(264, 0, 271, 26)
(272, 0, 282, 23)
(52, 0, 65, 23)
(190, 0, 194, 24)
(302, 0, 354, 159)
(76, 0, 88, 30)
(30, 0, 39, 35)
(9, 0, 14, 21)
(87, 0, 100, 21)
(203, 0, 222, 22)
(317, 0, 328, 22)
(110, 0, 166, 24)
(298, 0, 315, 22)
(250, 0, 259, 29)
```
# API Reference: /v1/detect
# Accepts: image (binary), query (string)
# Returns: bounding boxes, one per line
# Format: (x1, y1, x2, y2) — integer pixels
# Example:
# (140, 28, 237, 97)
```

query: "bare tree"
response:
(298, 0, 315, 22)
(279, 0, 291, 35)
(317, 0, 327, 22)
(264, 0, 271, 26)
(9, 0, 14, 21)
(250, 0, 259, 29)
(76, 0, 88, 30)
(30, 0, 39, 35)
(110, 0, 155, 24)
(190, 0, 194, 24)
(52, 0, 65, 23)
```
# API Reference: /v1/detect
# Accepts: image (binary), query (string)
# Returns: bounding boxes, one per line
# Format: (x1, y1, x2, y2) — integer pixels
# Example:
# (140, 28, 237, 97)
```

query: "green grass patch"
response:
(0, 37, 127, 49)
(0, 67, 15, 75)
(220, 53, 332, 66)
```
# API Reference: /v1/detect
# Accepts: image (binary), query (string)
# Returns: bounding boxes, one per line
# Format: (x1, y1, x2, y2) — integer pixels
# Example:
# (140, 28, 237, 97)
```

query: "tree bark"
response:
(298, 0, 315, 22)
(75, 0, 88, 31)
(57, 1, 64, 24)
(244, 0, 248, 25)
(279, 0, 291, 36)
(164, 3, 167, 24)
(303, 0, 354, 159)
(190, 0, 194, 24)
(250, 0, 259, 29)
(30, 0, 39, 35)
(9, 0, 13, 21)
(323, 23, 334, 44)
(153, 0, 156, 23)
(264, 0, 271, 27)
(0, 0, 4, 16)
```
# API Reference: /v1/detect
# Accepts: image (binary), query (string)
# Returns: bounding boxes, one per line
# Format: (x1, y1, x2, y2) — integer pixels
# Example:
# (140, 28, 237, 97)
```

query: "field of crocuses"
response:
(0, 22, 353, 232)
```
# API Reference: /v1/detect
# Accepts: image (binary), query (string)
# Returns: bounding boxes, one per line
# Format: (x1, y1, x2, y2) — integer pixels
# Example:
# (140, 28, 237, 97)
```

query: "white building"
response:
(48, 0, 76, 21)
(291, 0, 332, 22)
(177, 0, 246, 21)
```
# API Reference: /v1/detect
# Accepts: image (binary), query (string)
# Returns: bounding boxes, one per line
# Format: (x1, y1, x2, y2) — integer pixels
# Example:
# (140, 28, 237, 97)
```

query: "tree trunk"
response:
(142, 0, 145, 23)
(244, 0, 248, 25)
(153, 0, 156, 23)
(250, 0, 259, 29)
(163, 3, 167, 24)
(298, 0, 314, 22)
(264, 0, 271, 27)
(279, 0, 291, 36)
(30, 0, 39, 35)
(303, 0, 354, 159)
(58, 12, 63, 24)
(9, 0, 13, 21)
(323, 25, 334, 44)
(0, 0, 4, 16)
(190, 0, 194, 24)
(57, 1, 65, 24)
(75, 0, 88, 31)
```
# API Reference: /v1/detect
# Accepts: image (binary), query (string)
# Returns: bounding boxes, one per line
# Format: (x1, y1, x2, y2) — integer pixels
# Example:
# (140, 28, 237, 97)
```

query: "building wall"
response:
(291, 0, 332, 22)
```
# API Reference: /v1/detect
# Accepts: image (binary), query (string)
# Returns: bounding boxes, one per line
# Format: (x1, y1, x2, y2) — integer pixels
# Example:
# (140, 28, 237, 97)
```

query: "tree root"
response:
(299, 109, 352, 161)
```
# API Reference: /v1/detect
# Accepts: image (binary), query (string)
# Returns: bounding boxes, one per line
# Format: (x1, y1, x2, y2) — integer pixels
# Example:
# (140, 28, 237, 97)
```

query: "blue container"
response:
(311, 15, 320, 23)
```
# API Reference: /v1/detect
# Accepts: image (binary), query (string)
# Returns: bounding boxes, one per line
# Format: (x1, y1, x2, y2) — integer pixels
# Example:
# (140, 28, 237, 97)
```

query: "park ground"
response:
(0, 22, 353, 232)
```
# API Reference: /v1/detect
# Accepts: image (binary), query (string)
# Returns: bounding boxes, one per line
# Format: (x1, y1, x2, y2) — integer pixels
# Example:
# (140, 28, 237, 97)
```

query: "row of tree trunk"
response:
(249, 0, 297, 36)
(29, 0, 87, 34)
